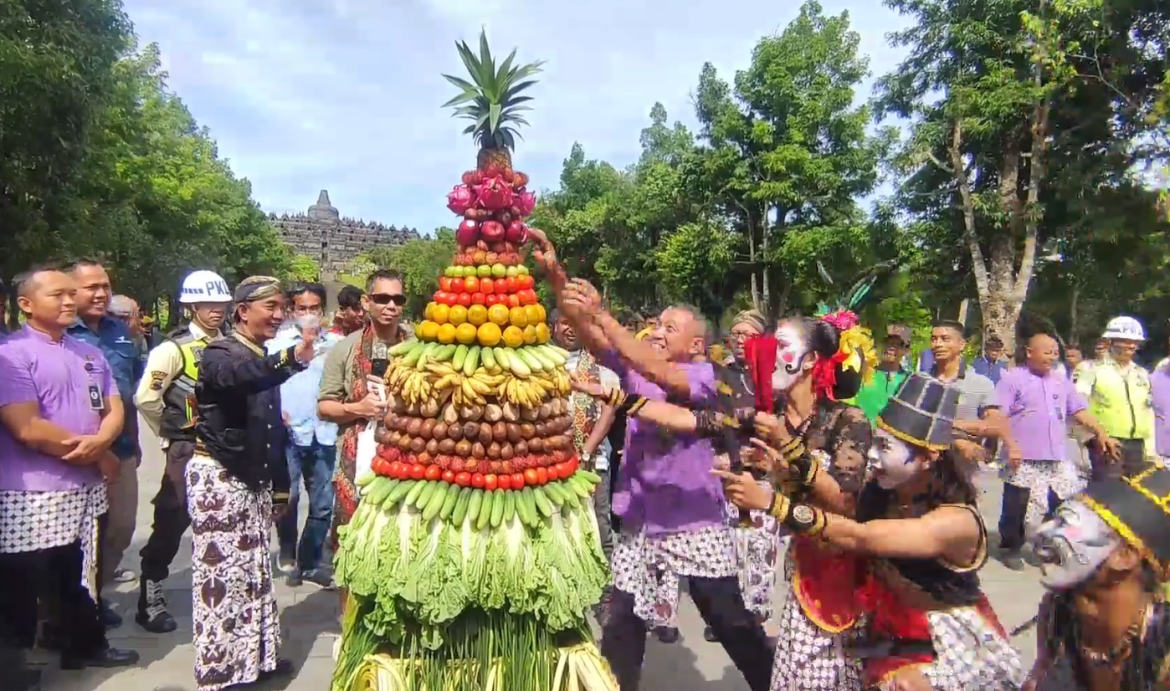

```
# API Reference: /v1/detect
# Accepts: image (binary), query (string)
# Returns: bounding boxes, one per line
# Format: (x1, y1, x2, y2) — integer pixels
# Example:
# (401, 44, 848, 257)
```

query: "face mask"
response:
(867, 429, 922, 489)
(772, 324, 809, 392)
(1033, 501, 1121, 590)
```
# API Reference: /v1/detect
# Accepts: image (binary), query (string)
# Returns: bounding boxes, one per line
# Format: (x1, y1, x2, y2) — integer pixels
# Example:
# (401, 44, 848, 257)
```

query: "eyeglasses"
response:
(369, 293, 407, 306)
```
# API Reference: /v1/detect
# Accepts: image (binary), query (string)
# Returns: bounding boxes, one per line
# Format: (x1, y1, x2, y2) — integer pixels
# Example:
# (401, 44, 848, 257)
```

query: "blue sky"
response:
(123, 0, 912, 234)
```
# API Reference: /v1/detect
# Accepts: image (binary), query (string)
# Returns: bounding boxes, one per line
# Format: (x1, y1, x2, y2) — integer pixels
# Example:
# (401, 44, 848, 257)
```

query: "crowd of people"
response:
(1, 240, 1169, 691)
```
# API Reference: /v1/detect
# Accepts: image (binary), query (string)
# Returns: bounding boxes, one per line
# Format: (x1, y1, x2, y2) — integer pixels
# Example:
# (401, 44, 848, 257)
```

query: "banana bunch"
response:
(399, 369, 433, 406)
(498, 375, 548, 407)
(533, 370, 572, 396)
(427, 363, 506, 407)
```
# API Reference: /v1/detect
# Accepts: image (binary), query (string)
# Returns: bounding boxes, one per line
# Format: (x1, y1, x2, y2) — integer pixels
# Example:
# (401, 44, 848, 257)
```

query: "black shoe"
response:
(100, 603, 123, 630)
(289, 569, 335, 590)
(703, 626, 718, 642)
(135, 609, 178, 634)
(653, 626, 680, 644)
(60, 647, 140, 670)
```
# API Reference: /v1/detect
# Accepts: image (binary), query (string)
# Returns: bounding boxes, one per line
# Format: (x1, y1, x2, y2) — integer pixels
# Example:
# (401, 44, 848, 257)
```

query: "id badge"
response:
(88, 382, 104, 411)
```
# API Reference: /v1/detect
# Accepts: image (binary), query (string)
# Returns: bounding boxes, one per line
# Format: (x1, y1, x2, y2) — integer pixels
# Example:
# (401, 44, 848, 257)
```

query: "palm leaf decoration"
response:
(441, 30, 544, 168)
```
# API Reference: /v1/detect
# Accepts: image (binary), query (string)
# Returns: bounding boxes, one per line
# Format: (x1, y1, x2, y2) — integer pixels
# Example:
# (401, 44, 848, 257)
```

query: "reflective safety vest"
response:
(1085, 360, 1154, 442)
(160, 329, 211, 440)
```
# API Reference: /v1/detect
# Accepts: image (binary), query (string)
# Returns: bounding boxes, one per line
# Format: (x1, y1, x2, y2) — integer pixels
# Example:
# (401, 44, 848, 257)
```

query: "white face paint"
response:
(771, 324, 809, 392)
(1033, 500, 1122, 590)
(867, 428, 923, 489)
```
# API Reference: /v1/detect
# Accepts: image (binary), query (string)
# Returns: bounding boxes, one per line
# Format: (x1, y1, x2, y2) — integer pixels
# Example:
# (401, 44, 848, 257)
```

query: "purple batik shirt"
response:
(1151, 365, 1170, 457)
(0, 326, 114, 491)
(995, 365, 1087, 462)
(600, 351, 725, 536)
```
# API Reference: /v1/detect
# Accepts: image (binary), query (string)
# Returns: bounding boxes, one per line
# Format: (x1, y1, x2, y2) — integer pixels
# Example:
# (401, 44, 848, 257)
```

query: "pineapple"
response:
(442, 30, 543, 175)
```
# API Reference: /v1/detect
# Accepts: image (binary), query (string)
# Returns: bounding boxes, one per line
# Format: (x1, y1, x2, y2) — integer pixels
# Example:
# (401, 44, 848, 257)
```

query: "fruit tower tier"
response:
(331, 32, 616, 691)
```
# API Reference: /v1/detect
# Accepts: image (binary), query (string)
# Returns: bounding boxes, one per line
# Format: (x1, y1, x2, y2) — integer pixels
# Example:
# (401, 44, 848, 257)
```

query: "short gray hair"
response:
(108, 295, 136, 317)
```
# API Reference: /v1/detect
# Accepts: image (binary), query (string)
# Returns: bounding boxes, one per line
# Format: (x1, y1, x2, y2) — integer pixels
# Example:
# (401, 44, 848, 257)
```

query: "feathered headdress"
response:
(811, 309, 877, 401)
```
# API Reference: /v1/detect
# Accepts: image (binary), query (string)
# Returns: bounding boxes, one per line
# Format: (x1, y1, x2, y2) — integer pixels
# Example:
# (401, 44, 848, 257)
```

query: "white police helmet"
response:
(179, 270, 232, 305)
(1101, 315, 1146, 342)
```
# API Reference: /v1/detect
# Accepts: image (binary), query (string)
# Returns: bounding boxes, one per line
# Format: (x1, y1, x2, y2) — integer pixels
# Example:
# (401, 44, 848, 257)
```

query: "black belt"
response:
(842, 639, 936, 660)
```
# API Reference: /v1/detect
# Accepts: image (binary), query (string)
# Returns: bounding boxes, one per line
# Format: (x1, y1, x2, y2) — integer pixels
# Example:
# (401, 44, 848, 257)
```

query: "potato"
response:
(472, 442, 486, 459)
(487, 442, 501, 460)
(455, 440, 472, 457)
(439, 438, 456, 455)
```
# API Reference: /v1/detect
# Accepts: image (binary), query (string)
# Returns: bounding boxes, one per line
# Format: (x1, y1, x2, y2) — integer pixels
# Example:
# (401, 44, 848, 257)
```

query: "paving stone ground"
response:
(38, 425, 1044, 690)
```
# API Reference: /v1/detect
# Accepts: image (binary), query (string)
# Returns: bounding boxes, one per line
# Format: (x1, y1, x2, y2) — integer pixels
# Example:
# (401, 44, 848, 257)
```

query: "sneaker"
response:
(60, 647, 139, 670)
(278, 551, 296, 572)
(112, 568, 137, 584)
(136, 579, 178, 634)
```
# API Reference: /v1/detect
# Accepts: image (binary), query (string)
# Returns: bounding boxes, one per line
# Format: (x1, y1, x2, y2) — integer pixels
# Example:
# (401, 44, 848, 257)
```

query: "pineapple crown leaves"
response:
(441, 30, 544, 151)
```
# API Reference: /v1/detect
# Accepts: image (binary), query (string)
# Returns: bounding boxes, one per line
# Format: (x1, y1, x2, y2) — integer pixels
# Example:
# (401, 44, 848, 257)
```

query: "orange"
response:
(448, 304, 468, 326)
(420, 321, 440, 341)
(455, 323, 478, 345)
(502, 325, 525, 348)
(509, 306, 528, 329)
(487, 304, 510, 326)
(523, 305, 543, 326)
(535, 323, 550, 344)
(432, 303, 450, 325)
(414, 321, 426, 339)
(424, 302, 437, 321)
(522, 325, 537, 345)
(531, 304, 547, 323)
(437, 323, 457, 344)
(477, 322, 502, 347)
(467, 304, 489, 326)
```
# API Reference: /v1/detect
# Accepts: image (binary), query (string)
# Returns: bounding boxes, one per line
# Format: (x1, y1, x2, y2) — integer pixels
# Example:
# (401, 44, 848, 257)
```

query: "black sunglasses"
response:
(369, 293, 406, 306)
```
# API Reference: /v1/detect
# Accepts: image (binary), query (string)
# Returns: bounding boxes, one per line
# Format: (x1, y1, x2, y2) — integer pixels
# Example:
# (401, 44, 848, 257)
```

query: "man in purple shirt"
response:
(551, 274, 771, 691)
(1152, 357, 1170, 462)
(0, 266, 139, 673)
(995, 322, 1115, 570)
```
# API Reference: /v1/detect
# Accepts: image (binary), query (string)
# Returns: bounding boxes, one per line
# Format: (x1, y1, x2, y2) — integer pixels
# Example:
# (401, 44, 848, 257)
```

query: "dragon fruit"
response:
(475, 176, 514, 211)
(456, 218, 479, 246)
(516, 189, 537, 217)
(446, 185, 476, 215)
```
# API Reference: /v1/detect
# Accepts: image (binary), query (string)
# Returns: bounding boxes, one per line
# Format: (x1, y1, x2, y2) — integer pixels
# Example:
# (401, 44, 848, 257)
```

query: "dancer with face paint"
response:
(573, 310, 878, 691)
(1026, 466, 1170, 691)
(720, 371, 1027, 691)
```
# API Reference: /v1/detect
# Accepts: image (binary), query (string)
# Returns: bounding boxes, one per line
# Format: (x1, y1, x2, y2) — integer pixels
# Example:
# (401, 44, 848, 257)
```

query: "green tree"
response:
(687, 0, 891, 317)
(282, 253, 322, 283)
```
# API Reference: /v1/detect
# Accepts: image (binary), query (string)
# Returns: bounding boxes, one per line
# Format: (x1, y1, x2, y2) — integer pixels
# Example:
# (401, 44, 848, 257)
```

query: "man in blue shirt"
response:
(267, 282, 342, 588)
(973, 333, 1008, 384)
(67, 260, 143, 629)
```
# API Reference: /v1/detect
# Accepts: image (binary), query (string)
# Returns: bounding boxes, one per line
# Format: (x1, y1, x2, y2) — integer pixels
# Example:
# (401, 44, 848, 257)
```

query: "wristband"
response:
(768, 492, 826, 536)
(606, 388, 627, 408)
(789, 451, 821, 487)
(694, 409, 739, 438)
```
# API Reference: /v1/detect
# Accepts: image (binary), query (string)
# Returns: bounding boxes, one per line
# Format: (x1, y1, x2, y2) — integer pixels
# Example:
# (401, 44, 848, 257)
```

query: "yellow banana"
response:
(467, 378, 491, 395)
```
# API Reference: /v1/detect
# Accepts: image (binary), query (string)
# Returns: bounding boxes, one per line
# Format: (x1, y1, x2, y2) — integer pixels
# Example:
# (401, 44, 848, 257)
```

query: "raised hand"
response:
(569, 374, 609, 399)
(564, 279, 602, 313)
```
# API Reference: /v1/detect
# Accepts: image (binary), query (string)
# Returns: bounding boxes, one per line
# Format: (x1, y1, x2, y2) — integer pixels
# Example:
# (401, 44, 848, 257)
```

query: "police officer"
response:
(132, 270, 232, 633)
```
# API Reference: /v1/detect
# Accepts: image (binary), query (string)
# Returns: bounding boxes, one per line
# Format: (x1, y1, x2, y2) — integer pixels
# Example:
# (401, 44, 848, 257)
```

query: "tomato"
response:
(507, 294, 521, 308)
(497, 474, 512, 490)
(505, 276, 519, 293)
(371, 457, 385, 475)
(535, 467, 549, 485)
(457, 292, 472, 307)
(471, 292, 486, 305)
(471, 472, 486, 488)
(454, 278, 468, 294)
(486, 294, 500, 306)
(480, 278, 494, 295)
(439, 277, 453, 293)
(455, 471, 472, 487)
(518, 275, 535, 290)
(565, 456, 579, 475)
(409, 464, 426, 480)
(511, 472, 525, 489)
(523, 469, 539, 486)
(546, 464, 559, 481)
(425, 465, 442, 481)
(484, 474, 498, 491)
(523, 289, 538, 305)
(464, 276, 480, 293)
(444, 292, 460, 306)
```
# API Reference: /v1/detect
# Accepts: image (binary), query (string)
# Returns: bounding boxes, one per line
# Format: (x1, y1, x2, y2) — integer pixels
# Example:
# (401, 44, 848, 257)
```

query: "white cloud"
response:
(123, 0, 912, 234)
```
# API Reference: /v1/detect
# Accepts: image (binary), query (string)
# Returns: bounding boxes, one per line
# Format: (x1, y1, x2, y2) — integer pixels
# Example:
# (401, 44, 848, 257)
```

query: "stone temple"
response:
(269, 190, 419, 276)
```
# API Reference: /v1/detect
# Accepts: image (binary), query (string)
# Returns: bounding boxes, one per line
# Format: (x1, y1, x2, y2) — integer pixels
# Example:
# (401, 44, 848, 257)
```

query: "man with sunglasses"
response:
(318, 270, 407, 603)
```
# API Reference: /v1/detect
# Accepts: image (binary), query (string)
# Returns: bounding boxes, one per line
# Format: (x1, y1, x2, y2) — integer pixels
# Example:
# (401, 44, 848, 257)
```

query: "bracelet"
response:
(789, 452, 822, 487)
(694, 409, 739, 438)
(606, 388, 627, 407)
(778, 498, 827, 536)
